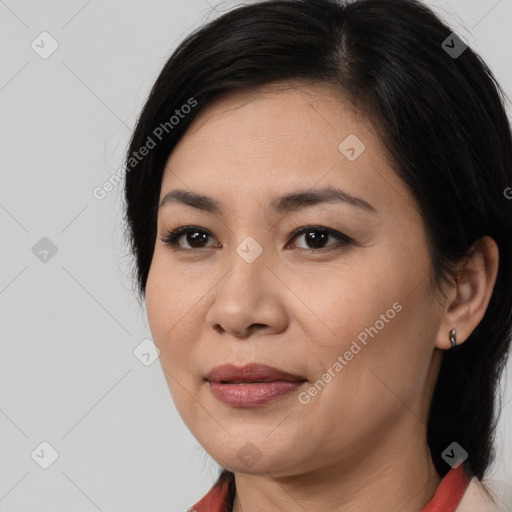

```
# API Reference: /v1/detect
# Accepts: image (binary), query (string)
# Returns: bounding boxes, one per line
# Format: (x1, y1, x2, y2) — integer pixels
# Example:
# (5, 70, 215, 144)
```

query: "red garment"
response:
(189, 465, 470, 512)
(422, 465, 471, 512)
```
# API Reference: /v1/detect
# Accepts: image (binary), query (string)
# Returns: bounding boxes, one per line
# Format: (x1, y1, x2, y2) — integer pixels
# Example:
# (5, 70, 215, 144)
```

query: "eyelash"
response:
(159, 225, 354, 253)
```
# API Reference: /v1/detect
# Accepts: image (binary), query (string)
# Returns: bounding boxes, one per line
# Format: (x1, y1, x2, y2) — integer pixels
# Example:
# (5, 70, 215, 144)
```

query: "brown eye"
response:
(160, 226, 219, 249)
(160, 225, 353, 252)
(287, 226, 353, 251)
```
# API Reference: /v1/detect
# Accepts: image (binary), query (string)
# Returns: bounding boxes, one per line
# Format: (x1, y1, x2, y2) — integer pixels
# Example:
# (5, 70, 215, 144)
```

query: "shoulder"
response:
(456, 476, 512, 512)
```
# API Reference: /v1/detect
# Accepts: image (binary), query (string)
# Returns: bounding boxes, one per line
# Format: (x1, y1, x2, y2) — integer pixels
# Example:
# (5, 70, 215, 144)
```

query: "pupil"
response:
(188, 231, 208, 247)
(306, 229, 327, 248)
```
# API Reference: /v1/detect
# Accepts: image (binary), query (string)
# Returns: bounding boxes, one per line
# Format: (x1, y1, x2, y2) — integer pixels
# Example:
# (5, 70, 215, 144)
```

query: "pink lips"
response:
(205, 363, 307, 407)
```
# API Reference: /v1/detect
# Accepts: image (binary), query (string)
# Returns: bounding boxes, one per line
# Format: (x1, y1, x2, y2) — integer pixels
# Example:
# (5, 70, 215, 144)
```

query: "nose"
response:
(205, 243, 288, 338)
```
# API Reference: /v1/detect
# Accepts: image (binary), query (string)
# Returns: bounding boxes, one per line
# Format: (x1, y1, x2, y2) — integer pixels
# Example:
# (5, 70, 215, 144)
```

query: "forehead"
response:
(160, 82, 413, 218)
(172, 82, 374, 157)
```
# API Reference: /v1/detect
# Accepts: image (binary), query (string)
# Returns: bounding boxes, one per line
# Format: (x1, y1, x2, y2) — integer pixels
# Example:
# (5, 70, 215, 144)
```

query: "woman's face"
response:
(146, 83, 446, 476)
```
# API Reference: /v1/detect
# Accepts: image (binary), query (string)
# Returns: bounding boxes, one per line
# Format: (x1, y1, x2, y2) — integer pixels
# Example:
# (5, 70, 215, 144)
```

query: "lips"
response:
(205, 363, 307, 384)
(205, 363, 307, 407)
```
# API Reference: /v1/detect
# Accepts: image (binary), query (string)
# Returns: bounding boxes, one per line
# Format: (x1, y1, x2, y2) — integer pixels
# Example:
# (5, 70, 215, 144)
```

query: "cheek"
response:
(288, 246, 433, 397)
(145, 256, 195, 362)
(285, 256, 403, 352)
(146, 258, 206, 411)
(145, 260, 170, 346)
(322, 296, 435, 432)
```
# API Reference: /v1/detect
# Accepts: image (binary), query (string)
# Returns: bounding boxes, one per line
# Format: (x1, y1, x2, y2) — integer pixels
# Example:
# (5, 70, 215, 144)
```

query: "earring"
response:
(449, 329, 457, 349)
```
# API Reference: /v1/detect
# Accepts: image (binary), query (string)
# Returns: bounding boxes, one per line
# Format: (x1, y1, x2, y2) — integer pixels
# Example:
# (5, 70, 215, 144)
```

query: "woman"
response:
(122, 0, 512, 510)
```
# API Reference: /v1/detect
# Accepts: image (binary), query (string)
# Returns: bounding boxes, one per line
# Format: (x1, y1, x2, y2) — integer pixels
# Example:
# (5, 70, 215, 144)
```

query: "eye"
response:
(159, 225, 353, 252)
(285, 226, 353, 251)
(159, 225, 219, 250)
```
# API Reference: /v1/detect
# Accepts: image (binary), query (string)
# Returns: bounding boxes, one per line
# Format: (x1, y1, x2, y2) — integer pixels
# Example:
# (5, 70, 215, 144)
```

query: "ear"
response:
(434, 236, 499, 350)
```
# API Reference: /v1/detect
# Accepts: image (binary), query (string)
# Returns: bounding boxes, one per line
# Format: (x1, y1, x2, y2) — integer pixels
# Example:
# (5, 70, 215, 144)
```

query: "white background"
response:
(1, 0, 511, 510)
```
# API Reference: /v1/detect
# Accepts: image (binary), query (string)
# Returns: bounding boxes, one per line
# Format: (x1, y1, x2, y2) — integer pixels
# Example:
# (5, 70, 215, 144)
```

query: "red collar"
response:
(422, 465, 470, 512)
(190, 465, 470, 512)
(190, 470, 233, 512)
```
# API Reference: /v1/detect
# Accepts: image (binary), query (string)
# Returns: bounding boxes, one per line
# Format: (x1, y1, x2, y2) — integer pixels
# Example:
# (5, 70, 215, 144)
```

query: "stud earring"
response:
(449, 329, 457, 349)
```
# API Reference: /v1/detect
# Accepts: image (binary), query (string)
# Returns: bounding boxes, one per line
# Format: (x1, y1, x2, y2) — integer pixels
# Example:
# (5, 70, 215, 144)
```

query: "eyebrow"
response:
(159, 185, 377, 215)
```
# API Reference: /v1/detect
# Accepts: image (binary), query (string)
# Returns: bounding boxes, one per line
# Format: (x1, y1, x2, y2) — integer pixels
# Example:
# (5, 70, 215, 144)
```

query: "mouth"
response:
(204, 363, 307, 407)
(204, 362, 307, 384)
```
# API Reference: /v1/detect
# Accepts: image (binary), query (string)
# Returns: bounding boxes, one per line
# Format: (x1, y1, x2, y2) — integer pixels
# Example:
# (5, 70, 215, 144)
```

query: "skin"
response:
(145, 82, 499, 512)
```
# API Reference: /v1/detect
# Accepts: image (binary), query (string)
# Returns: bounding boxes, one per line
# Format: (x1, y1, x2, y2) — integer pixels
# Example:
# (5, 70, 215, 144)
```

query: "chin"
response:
(208, 440, 306, 476)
